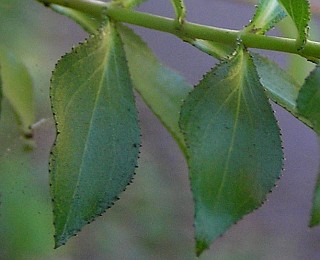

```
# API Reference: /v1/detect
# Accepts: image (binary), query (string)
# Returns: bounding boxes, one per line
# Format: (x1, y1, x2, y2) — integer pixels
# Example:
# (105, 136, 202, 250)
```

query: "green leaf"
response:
(185, 38, 234, 60)
(277, 0, 311, 49)
(113, 0, 148, 8)
(50, 4, 101, 33)
(252, 53, 300, 114)
(253, 53, 317, 132)
(249, 54, 317, 139)
(297, 65, 320, 134)
(170, 0, 186, 24)
(245, 0, 286, 34)
(189, 0, 285, 59)
(279, 17, 318, 82)
(50, 22, 140, 247)
(252, 53, 320, 130)
(118, 25, 192, 153)
(180, 49, 283, 256)
(186, 0, 285, 61)
(310, 161, 320, 227)
(47, 6, 192, 153)
(0, 67, 2, 116)
(0, 48, 34, 136)
(49, 4, 232, 62)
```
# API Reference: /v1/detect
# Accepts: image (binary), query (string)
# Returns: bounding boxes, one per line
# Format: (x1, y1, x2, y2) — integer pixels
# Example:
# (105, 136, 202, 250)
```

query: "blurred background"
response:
(0, 0, 320, 259)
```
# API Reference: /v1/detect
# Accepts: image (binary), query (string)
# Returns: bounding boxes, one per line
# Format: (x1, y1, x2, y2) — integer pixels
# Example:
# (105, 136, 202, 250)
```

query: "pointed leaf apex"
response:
(196, 239, 209, 257)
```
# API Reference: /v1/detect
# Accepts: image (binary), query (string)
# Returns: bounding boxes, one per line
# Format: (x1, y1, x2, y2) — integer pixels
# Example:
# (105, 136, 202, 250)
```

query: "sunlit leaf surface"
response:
(277, 0, 311, 48)
(245, 0, 286, 34)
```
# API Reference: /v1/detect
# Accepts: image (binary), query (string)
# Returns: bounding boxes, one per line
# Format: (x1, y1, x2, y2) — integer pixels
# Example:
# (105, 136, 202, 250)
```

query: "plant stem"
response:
(38, 0, 320, 59)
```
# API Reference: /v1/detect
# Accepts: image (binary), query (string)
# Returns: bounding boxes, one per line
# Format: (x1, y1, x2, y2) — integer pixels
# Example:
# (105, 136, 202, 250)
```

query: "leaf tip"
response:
(54, 236, 66, 249)
(308, 217, 318, 228)
(195, 238, 209, 257)
(54, 227, 80, 249)
(309, 209, 320, 228)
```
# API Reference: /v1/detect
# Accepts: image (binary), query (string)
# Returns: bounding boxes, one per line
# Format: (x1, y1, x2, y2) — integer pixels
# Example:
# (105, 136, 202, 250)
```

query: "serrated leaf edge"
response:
(179, 48, 284, 255)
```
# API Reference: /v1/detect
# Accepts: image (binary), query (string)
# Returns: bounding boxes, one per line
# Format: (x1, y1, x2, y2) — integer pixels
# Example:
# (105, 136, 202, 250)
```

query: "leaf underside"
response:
(180, 49, 283, 255)
(50, 22, 140, 247)
(188, 39, 235, 60)
(253, 53, 317, 131)
(50, 4, 101, 33)
(246, 0, 286, 34)
(170, 0, 186, 23)
(114, 0, 149, 8)
(277, 0, 310, 49)
(118, 25, 192, 153)
(252, 53, 300, 114)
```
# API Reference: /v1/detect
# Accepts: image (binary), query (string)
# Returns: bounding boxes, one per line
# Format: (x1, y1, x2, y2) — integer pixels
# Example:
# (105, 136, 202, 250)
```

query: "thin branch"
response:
(37, 0, 320, 59)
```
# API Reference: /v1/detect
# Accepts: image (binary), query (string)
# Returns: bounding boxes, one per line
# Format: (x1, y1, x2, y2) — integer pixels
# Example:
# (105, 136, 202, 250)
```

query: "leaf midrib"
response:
(208, 54, 246, 211)
(59, 28, 114, 239)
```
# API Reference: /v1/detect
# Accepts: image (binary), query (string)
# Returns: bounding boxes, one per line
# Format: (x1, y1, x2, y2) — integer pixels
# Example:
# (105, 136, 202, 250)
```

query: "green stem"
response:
(38, 0, 320, 59)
